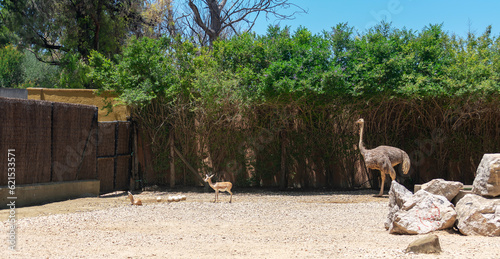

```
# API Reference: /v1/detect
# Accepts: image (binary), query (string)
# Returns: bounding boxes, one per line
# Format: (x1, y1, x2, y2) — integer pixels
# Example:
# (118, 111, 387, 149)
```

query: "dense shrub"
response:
(87, 23, 500, 188)
(0, 44, 23, 87)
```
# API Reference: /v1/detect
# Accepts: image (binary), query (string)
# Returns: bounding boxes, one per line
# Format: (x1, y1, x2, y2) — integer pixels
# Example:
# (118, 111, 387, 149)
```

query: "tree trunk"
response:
(207, 0, 222, 44)
(166, 1, 177, 36)
(170, 130, 175, 188)
(280, 131, 287, 190)
(188, 0, 224, 45)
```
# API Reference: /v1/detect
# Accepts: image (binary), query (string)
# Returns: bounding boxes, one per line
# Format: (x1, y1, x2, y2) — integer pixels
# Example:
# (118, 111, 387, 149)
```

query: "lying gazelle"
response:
(127, 191, 142, 206)
(203, 174, 233, 203)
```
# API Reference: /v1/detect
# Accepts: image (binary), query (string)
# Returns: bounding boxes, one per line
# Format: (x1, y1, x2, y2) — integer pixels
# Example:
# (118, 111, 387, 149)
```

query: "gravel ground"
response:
(2, 189, 499, 258)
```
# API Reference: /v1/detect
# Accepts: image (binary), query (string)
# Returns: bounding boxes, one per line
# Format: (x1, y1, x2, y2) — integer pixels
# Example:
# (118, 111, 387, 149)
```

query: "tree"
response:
(142, 0, 177, 38)
(0, 44, 24, 87)
(0, 17, 16, 47)
(0, 0, 146, 65)
(184, 0, 304, 45)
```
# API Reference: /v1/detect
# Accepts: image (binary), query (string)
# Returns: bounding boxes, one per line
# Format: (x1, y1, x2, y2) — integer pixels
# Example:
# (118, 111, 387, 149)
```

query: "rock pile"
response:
(386, 181, 458, 235)
(167, 195, 187, 202)
(456, 194, 500, 236)
(472, 154, 500, 197)
(386, 153, 500, 236)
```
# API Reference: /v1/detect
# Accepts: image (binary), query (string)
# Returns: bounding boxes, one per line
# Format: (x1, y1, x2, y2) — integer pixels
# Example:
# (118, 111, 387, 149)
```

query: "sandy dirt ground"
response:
(1, 188, 499, 258)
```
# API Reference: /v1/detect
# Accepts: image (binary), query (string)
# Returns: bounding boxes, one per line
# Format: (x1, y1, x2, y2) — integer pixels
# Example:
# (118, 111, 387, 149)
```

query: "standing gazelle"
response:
(203, 174, 233, 203)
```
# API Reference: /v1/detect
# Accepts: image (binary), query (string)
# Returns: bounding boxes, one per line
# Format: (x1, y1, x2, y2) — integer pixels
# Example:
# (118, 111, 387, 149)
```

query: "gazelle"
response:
(203, 174, 233, 203)
(128, 191, 142, 205)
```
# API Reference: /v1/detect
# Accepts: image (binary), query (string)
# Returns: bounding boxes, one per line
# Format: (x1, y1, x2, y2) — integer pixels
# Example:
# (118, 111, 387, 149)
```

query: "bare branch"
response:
(246, 10, 261, 31)
(26, 48, 64, 66)
(182, 0, 305, 45)
(219, 0, 228, 9)
(188, 0, 214, 35)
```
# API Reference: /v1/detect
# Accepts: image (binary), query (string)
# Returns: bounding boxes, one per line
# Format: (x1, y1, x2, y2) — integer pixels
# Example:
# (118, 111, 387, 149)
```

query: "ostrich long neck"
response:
(358, 122, 367, 155)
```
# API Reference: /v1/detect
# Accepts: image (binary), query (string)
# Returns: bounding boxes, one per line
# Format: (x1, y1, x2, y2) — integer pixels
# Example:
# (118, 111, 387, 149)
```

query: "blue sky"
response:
(251, 0, 500, 37)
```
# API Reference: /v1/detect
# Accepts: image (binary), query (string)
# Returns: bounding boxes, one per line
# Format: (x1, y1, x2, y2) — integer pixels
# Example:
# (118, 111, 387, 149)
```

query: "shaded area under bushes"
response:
(133, 96, 500, 190)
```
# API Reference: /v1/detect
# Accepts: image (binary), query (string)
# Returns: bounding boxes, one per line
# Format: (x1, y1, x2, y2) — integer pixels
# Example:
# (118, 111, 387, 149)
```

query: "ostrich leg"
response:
(376, 165, 397, 197)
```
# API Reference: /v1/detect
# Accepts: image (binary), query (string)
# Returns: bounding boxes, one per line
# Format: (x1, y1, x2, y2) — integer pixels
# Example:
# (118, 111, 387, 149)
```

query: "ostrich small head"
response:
(355, 118, 364, 125)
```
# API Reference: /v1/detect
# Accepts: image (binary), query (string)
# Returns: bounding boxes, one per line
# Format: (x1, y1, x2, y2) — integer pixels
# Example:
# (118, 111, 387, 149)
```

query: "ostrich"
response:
(356, 118, 410, 196)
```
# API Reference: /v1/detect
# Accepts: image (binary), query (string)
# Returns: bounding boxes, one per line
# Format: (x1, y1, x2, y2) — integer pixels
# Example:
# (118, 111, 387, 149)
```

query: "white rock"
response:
(389, 190, 457, 235)
(472, 154, 500, 197)
(421, 178, 464, 201)
(455, 194, 500, 236)
(386, 181, 413, 230)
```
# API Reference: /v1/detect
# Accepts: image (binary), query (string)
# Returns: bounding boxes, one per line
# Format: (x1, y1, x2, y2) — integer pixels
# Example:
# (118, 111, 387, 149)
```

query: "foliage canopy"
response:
(88, 22, 500, 106)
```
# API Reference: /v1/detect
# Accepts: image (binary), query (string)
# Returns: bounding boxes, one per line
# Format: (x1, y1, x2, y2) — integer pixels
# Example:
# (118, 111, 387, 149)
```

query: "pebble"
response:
(2, 190, 499, 258)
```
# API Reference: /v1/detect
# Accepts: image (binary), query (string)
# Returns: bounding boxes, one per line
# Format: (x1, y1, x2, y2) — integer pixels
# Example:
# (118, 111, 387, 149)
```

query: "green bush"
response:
(89, 37, 190, 104)
(86, 23, 500, 188)
(20, 50, 60, 88)
(0, 44, 23, 87)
